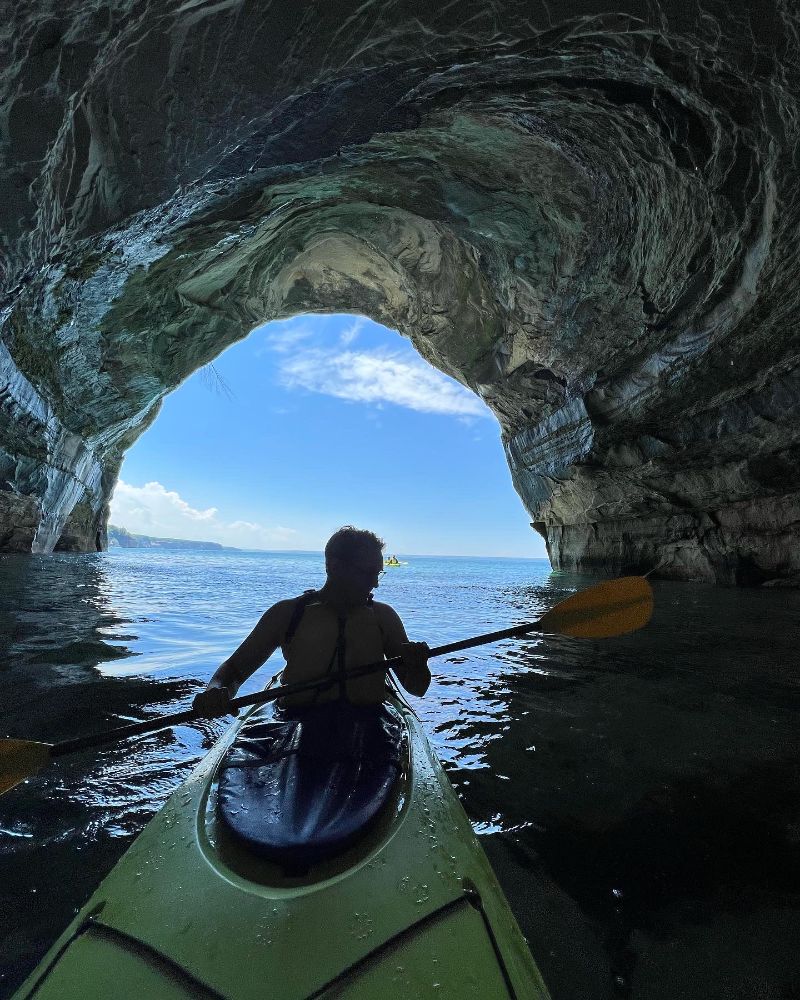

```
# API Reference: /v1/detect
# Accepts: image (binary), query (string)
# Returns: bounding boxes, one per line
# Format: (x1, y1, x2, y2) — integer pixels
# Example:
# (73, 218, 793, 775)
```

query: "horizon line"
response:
(236, 548, 550, 560)
(106, 525, 547, 560)
(107, 541, 548, 560)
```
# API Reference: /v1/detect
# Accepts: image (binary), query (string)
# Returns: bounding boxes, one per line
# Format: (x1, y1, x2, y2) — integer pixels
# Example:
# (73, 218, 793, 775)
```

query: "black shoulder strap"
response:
(368, 594, 386, 639)
(283, 589, 318, 646)
(335, 615, 348, 702)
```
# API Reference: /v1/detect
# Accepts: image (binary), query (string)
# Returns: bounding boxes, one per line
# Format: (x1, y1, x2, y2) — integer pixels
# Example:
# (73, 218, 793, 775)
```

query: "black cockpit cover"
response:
(217, 701, 405, 867)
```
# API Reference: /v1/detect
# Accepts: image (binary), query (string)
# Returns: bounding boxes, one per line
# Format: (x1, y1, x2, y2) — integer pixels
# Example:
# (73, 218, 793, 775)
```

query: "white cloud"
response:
(279, 348, 491, 419)
(251, 314, 490, 420)
(109, 480, 299, 549)
(228, 520, 298, 543)
(255, 319, 316, 356)
(339, 317, 365, 346)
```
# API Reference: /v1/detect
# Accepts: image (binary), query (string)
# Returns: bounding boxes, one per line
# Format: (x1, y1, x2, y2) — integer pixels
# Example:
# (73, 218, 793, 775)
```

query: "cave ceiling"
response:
(0, 0, 798, 583)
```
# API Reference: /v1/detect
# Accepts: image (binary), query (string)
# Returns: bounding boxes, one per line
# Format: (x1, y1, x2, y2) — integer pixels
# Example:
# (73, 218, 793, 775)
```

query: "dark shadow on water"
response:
(447, 576, 800, 1000)
(523, 759, 800, 998)
(536, 760, 800, 924)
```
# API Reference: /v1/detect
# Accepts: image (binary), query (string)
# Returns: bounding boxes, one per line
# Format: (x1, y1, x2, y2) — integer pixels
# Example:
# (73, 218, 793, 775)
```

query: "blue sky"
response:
(110, 315, 548, 558)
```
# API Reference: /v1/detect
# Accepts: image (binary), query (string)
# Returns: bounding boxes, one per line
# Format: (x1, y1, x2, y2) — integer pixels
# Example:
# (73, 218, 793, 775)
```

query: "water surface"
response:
(1, 550, 798, 998)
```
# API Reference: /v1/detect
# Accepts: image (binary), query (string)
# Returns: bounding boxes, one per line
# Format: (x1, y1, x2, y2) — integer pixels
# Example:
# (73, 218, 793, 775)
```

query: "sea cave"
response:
(1, 0, 798, 584)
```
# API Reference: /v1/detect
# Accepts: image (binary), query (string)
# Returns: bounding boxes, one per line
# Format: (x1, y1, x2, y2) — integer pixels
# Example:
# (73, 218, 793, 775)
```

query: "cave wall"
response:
(0, 0, 798, 582)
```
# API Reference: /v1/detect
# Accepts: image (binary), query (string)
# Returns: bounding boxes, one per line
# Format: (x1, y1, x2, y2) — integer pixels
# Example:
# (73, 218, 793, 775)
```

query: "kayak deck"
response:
(15, 694, 550, 999)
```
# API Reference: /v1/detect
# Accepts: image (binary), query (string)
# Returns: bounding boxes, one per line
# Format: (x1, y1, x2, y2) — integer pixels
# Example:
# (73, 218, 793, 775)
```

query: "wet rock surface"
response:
(1, 1, 799, 581)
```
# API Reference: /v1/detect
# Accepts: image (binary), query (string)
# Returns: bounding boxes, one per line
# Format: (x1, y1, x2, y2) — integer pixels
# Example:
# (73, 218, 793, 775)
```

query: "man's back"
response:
(280, 596, 390, 707)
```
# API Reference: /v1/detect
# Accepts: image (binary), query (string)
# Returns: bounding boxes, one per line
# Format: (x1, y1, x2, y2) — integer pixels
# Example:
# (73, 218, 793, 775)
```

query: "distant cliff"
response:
(108, 525, 233, 551)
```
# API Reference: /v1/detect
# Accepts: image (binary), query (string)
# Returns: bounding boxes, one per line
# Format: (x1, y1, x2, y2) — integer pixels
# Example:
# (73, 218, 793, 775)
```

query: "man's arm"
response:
(375, 602, 431, 697)
(193, 599, 295, 716)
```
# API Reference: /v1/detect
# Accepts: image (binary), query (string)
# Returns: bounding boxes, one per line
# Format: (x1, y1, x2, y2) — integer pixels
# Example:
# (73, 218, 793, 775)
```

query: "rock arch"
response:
(1, 1, 798, 582)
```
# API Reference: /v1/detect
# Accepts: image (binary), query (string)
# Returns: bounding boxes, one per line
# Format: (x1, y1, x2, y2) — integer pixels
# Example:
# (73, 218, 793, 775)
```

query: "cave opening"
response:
(108, 312, 546, 560)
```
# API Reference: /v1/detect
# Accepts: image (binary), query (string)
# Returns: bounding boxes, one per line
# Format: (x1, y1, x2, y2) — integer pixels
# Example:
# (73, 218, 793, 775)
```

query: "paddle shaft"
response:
(48, 618, 549, 758)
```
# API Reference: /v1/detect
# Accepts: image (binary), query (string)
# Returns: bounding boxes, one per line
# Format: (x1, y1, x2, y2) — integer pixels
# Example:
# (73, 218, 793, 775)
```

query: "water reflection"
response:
(0, 554, 228, 996)
(2, 553, 138, 681)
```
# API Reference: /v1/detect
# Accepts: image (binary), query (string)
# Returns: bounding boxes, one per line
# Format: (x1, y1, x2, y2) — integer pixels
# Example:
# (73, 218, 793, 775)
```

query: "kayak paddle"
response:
(0, 575, 652, 796)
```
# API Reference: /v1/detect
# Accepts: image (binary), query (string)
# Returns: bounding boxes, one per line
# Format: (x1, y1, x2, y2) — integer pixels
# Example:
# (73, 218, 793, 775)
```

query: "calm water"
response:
(1, 549, 798, 999)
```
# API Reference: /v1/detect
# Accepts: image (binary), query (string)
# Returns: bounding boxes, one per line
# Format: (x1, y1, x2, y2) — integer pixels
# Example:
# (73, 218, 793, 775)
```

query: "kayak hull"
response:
(14, 692, 550, 1000)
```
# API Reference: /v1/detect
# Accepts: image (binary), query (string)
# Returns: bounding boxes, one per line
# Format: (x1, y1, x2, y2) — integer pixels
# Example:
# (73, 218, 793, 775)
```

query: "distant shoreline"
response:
(106, 530, 549, 561)
(107, 525, 239, 552)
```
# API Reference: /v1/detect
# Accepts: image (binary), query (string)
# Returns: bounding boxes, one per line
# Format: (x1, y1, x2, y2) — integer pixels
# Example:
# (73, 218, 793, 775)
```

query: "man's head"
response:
(324, 526, 385, 599)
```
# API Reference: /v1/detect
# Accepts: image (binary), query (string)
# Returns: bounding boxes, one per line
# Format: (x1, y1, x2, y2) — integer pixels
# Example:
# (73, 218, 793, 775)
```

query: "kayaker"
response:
(193, 526, 430, 716)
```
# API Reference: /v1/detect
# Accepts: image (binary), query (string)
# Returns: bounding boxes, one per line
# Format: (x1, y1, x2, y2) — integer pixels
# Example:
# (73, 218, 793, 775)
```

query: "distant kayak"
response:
(383, 559, 407, 567)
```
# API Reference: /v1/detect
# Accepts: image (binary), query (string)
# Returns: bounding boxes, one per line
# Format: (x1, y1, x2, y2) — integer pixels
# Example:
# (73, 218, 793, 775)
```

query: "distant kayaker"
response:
(193, 526, 430, 716)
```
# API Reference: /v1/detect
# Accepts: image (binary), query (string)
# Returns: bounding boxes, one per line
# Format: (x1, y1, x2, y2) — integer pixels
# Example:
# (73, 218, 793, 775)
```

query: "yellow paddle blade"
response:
(0, 739, 52, 796)
(537, 576, 654, 639)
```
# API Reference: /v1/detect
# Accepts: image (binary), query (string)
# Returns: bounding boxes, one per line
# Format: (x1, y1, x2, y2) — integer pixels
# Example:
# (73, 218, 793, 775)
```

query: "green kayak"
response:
(13, 685, 550, 999)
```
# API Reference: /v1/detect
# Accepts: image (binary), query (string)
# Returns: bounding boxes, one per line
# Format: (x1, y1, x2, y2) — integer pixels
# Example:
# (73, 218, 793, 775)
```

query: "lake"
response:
(1, 549, 798, 998)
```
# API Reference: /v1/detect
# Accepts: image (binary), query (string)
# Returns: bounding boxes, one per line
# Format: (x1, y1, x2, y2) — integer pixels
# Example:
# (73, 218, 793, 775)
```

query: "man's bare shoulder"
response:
(371, 600, 405, 630)
(259, 598, 302, 629)
(371, 599, 401, 617)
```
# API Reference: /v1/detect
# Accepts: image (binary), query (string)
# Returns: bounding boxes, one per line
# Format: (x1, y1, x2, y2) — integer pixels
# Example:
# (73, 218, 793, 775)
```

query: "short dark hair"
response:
(325, 526, 385, 565)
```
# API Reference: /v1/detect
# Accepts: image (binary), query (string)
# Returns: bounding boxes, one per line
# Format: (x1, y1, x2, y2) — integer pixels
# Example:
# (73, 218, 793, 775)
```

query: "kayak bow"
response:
(13, 684, 551, 1000)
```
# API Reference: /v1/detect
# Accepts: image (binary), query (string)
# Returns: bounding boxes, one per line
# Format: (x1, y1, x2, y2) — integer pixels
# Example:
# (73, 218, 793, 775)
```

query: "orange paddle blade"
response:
(0, 739, 52, 796)
(537, 576, 654, 639)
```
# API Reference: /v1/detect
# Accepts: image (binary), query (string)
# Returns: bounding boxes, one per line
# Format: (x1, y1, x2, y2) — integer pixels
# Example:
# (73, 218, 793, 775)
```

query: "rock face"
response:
(1, 1, 798, 583)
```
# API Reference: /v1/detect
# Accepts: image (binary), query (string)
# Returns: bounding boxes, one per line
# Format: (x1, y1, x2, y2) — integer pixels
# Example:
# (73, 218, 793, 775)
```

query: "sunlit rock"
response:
(0, 1, 798, 582)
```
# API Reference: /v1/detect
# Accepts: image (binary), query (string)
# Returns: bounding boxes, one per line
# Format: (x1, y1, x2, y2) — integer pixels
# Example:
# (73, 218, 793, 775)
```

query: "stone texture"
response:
(0, 0, 798, 582)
